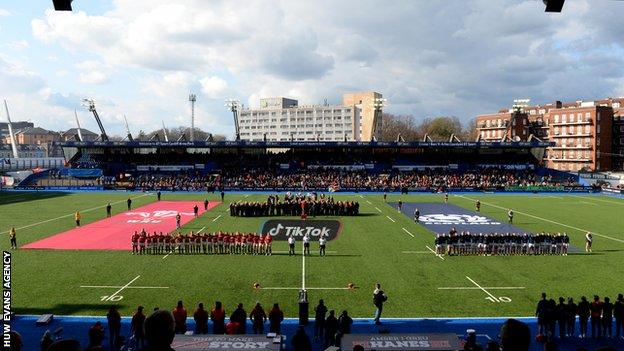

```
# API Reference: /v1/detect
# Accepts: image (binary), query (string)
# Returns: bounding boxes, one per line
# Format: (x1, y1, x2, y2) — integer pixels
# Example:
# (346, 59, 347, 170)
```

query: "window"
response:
(562, 114, 567, 123)
(554, 115, 559, 123)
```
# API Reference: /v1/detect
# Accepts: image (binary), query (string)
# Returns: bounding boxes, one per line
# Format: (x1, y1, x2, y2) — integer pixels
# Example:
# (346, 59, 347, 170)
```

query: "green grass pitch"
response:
(1, 191, 623, 318)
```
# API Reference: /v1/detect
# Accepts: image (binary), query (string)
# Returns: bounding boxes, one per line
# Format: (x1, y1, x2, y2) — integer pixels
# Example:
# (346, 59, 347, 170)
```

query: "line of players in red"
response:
(130, 230, 273, 255)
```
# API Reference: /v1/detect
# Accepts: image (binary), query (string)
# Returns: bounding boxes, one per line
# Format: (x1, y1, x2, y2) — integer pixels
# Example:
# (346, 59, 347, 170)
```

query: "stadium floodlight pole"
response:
(189, 93, 196, 142)
(162, 120, 169, 142)
(81, 98, 109, 142)
(123, 115, 134, 141)
(3, 100, 19, 158)
(74, 109, 83, 142)
(225, 99, 241, 141)
(371, 97, 387, 141)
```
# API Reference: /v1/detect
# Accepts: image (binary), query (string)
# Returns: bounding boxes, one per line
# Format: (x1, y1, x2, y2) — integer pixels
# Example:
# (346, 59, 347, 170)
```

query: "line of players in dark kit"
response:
(229, 194, 359, 217)
(434, 229, 570, 256)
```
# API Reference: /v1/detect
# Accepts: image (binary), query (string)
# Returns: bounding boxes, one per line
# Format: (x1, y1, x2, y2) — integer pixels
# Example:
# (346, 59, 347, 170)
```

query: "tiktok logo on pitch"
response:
(125, 210, 194, 224)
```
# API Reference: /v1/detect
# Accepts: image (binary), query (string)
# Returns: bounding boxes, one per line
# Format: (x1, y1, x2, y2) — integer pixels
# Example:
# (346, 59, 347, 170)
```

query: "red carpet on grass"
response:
(23, 201, 220, 251)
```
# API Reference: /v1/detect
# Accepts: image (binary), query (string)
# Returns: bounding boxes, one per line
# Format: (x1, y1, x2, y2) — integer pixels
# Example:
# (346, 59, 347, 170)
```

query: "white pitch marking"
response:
(262, 287, 350, 290)
(402, 227, 415, 237)
(465, 276, 499, 302)
(358, 195, 364, 198)
(456, 195, 624, 244)
(197, 226, 206, 233)
(212, 214, 222, 222)
(366, 200, 372, 205)
(301, 246, 306, 290)
(244, 194, 250, 198)
(0, 193, 151, 235)
(273, 250, 337, 254)
(573, 195, 624, 206)
(438, 287, 525, 290)
(106, 275, 141, 301)
(426, 245, 445, 260)
(386, 215, 396, 222)
(374, 207, 382, 213)
(402, 251, 431, 254)
(80, 285, 169, 289)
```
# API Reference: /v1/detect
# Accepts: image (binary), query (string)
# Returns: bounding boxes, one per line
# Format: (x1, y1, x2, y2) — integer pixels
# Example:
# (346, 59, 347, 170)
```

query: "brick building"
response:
(477, 98, 624, 172)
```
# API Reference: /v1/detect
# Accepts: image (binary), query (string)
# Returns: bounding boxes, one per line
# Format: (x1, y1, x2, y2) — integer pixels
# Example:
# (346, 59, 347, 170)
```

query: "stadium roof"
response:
(57, 140, 554, 149)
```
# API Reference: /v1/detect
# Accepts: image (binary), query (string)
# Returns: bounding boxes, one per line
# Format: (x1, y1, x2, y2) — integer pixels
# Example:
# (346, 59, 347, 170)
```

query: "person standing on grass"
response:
(268, 303, 284, 334)
(230, 303, 247, 334)
(157, 190, 161, 201)
(203, 199, 209, 211)
(193, 204, 199, 218)
(194, 302, 209, 334)
(220, 190, 225, 202)
(127, 197, 132, 211)
(175, 213, 181, 229)
(585, 232, 593, 252)
(303, 232, 311, 256)
(444, 193, 449, 204)
(615, 293, 624, 339)
(325, 310, 339, 347)
(475, 200, 481, 212)
(536, 293, 549, 336)
(75, 211, 81, 227)
(578, 296, 590, 338)
(507, 209, 514, 224)
(172, 300, 188, 334)
(131, 306, 146, 349)
(288, 235, 296, 256)
(383, 193, 387, 202)
(249, 302, 267, 334)
(373, 283, 388, 325)
(602, 296, 613, 338)
(106, 202, 112, 218)
(107, 305, 121, 351)
(9, 227, 17, 249)
(210, 301, 226, 334)
(414, 208, 420, 223)
(314, 299, 327, 341)
(565, 297, 577, 338)
(319, 235, 327, 257)
(590, 295, 603, 338)
(397, 200, 402, 213)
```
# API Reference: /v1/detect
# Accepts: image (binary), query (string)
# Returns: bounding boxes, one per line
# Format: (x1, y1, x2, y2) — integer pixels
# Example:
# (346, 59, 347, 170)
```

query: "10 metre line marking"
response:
(80, 275, 169, 302)
(402, 227, 415, 237)
(438, 276, 524, 303)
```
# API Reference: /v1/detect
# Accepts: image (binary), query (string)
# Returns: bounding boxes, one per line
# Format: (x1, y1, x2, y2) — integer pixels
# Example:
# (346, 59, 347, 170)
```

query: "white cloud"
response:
(15, 0, 624, 138)
(0, 8, 10, 17)
(199, 76, 228, 99)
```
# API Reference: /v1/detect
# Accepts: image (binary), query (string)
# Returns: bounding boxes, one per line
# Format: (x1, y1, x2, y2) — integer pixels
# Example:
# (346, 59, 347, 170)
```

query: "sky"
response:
(0, 0, 623, 139)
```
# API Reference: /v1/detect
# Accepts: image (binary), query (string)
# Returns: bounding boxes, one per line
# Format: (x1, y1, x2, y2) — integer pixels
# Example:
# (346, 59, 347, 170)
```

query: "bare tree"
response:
(380, 113, 421, 141)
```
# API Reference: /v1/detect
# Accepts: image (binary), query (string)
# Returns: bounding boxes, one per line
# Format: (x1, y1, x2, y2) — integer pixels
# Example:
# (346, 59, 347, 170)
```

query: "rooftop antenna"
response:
(81, 98, 109, 141)
(189, 93, 196, 142)
(3, 100, 19, 158)
(74, 109, 83, 141)
(162, 120, 169, 142)
(123, 114, 133, 141)
(225, 99, 241, 141)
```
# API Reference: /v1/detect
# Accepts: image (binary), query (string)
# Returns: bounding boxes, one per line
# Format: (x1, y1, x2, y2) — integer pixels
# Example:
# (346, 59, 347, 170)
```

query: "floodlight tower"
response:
(74, 109, 83, 141)
(371, 97, 387, 141)
(81, 98, 109, 141)
(189, 93, 196, 142)
(3, 100, 19, 158)
(162, 120, 169, 142)
(123, 115, 134, 141)
(225, 99, 241, 141)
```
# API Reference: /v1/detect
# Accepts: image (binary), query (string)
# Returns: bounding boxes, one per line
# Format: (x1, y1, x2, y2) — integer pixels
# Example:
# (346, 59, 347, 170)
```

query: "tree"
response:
(420, 116, 463, 141)
(379, 113, 421, 141)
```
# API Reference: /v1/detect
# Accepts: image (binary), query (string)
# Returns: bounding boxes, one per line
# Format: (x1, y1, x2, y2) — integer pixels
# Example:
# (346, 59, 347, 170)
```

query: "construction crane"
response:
(81, 99, 109, 142)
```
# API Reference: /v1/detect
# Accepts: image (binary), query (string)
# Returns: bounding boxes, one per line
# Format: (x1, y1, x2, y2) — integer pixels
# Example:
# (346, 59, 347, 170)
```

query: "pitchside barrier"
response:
(171, 335, 283, 350)
(341, 333, 461, 351)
